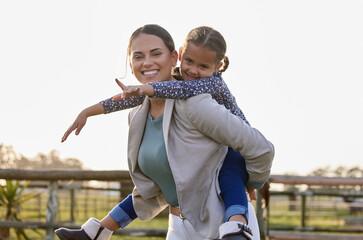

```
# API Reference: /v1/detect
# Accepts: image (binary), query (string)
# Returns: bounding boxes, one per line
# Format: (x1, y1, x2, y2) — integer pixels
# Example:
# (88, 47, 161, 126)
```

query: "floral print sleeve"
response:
(150, 72, 250, 125)
(100, 95, 145, 114)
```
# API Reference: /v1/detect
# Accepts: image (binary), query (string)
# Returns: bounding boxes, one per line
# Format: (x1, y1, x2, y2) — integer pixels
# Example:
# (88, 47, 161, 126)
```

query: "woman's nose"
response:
(143, 56, 153, 67)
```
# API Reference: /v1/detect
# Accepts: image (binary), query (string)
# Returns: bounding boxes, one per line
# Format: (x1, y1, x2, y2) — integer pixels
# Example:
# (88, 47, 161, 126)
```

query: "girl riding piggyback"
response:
(114, 26, 266, 240)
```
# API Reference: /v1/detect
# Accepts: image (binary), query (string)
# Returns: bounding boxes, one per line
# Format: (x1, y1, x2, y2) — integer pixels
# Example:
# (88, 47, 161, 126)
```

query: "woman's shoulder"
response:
(184, 93, 216, 105)
(177, 94, 221, 118)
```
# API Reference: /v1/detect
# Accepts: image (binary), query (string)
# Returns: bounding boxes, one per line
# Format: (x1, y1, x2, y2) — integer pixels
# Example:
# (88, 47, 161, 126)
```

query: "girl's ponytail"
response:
(219, 56, 229, 72)
(172, 67, 184, 80)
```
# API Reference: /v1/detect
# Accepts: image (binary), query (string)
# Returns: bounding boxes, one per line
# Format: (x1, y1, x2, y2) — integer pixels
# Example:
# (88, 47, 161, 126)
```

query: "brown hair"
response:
(127, 24, 175, 56)
(182, 26, 229, 72)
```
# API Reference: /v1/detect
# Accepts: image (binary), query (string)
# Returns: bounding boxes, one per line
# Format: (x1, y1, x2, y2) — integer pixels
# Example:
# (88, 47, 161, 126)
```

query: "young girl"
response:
(57, 26, 268, 240)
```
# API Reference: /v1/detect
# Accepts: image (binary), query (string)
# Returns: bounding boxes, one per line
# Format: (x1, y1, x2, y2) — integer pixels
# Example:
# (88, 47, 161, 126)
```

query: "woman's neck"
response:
(148, 77, 172, 119)
(149, 98, 165, 119)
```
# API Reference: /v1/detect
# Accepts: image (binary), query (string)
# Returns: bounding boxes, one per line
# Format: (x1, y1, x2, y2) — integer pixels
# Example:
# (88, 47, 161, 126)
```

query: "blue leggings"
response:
(111, 147, 249, 226)
(219, 147, 249, 222)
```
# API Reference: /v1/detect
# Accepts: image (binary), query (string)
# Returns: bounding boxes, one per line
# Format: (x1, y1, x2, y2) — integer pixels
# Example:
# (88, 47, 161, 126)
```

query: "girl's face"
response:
(179, 43, 223, 81)
(129, 33, 178, 84)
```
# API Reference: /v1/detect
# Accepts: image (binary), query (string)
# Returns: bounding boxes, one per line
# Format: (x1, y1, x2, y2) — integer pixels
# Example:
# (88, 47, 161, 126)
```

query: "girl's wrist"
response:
(143, 84, 155, 96)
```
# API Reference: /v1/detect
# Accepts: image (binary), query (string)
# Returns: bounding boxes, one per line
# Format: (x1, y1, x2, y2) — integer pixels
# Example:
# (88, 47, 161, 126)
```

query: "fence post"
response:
(84, 189, 89, 220)
(46, 181, 58, 240)
(301, 194, 306, 228)
(37, 194, 42, 220)
(119, 181, 123, 199)
(256, 191, 266, 240)
(70, 188, 75, 223)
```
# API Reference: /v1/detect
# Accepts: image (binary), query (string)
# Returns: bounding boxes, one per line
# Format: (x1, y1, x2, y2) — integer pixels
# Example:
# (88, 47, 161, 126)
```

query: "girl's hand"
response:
(61, 111, 88, 142)
(112, 79, 154, 101)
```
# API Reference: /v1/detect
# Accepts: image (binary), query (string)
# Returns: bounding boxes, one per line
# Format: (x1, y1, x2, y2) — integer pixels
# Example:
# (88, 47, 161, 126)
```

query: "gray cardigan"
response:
(127, 94, 274, 239)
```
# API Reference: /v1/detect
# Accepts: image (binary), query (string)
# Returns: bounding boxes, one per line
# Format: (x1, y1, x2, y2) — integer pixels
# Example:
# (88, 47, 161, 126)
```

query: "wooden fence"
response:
(0, 169, 362, 240)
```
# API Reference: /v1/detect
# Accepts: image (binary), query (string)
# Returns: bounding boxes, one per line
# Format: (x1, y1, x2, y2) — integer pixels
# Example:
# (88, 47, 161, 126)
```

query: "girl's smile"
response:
(179, 43, 222, 81)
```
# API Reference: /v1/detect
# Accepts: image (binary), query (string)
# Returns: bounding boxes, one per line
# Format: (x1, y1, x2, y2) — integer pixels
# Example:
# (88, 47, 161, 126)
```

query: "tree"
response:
(309, 165, 363, 178)
(0, 143, 84, 170)
(308, 165, 362, 193)
(0, 144, 21, 169)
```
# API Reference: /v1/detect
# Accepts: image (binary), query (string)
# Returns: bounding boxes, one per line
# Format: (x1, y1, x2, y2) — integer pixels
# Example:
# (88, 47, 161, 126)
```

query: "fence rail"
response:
(269, 174, 363, 186)
(1, 169, 362, 240)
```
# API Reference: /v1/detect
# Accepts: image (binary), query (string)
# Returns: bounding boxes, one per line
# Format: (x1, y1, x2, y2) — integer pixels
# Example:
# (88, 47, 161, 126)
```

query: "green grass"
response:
(2, 188, 362, 239)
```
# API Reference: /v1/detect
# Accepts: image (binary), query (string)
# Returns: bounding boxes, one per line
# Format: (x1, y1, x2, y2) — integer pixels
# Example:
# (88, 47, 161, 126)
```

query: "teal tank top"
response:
(138, 113, 178, 206)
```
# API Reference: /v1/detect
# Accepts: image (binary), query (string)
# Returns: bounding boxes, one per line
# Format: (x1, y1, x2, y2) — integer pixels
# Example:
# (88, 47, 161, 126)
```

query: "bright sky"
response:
(1, 0, 362, 175)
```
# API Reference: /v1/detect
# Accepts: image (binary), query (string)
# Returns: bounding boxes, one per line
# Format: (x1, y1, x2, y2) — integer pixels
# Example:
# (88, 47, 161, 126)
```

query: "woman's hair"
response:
(127, 24, 175, 56)
(182, 26, 229, 72)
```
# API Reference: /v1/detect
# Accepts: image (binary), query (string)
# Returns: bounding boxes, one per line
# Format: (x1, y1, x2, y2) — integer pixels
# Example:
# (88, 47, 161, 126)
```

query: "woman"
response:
(56, 24, 274, 240)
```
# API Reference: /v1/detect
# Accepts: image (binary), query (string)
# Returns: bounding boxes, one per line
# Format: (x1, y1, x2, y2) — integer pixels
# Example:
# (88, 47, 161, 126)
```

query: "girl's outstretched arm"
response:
(151, 73, 250, 125)
(101, 94, 145, 113)
(112, 79, 153, 101)
(116, 73, 250, 125)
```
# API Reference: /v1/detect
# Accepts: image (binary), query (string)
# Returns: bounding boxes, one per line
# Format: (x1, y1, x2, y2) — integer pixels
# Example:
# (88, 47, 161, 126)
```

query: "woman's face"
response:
(129, 33, 177, 84)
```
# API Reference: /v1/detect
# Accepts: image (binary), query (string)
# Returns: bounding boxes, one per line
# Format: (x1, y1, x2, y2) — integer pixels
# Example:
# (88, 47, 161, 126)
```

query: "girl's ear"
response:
(178, 47, 183, 62)
(215, 62, 223, 72)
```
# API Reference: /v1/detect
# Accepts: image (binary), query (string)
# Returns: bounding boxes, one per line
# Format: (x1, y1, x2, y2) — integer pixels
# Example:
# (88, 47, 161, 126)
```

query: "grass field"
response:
(1, 187, 362, 239)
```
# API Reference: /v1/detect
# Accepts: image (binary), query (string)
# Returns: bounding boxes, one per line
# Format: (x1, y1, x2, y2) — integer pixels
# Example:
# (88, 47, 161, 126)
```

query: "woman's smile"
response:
(130, 33, 177, 84)
(142, 69, 159, 78)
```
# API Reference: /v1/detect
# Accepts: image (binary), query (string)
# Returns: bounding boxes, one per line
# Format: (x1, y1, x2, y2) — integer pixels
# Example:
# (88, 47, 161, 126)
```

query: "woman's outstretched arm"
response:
(62, 103, 105, 142)
(62, 94, 145, 142)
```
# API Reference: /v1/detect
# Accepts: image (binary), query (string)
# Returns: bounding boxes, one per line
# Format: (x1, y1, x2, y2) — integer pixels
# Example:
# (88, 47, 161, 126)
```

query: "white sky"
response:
(1, 0, 362, 175)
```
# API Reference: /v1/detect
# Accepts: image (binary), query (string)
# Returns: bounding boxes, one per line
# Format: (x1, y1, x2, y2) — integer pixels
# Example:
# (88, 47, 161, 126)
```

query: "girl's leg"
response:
(218, 203, 260, 240)
(218, 148, 257, 239)
(219, 148, 249, 223)
(55, 194, 137, 240)
(55, 217, 113, 240)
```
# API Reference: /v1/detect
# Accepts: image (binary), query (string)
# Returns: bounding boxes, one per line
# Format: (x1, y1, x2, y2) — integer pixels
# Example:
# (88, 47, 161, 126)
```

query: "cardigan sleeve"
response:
(184, 94, 274, 189)
(131, 187, 169, 221)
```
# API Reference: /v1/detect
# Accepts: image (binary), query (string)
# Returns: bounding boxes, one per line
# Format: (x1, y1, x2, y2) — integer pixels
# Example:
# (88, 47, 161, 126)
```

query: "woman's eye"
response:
(133, 55, 143, 60)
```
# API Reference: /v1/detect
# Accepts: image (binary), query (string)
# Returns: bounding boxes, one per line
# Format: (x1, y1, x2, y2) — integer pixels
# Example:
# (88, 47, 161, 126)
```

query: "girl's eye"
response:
(185, 58, 192, 63)
(200, 65, 209, 69)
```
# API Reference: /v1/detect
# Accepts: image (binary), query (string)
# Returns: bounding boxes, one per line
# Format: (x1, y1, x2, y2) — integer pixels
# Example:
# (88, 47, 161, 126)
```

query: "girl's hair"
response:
(127, 24, 175, 56)
(182, 26, 229, 72)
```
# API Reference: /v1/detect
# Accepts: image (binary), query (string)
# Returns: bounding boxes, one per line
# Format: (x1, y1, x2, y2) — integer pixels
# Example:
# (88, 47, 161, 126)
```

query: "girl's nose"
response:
(189, 65, 198, 75)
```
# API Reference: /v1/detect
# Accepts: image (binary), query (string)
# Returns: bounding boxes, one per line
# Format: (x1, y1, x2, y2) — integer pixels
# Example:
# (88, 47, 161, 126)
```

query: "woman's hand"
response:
(61, 111, 88, 142)
(61, 103, 105, 142)
(112, 79, 154, 101)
